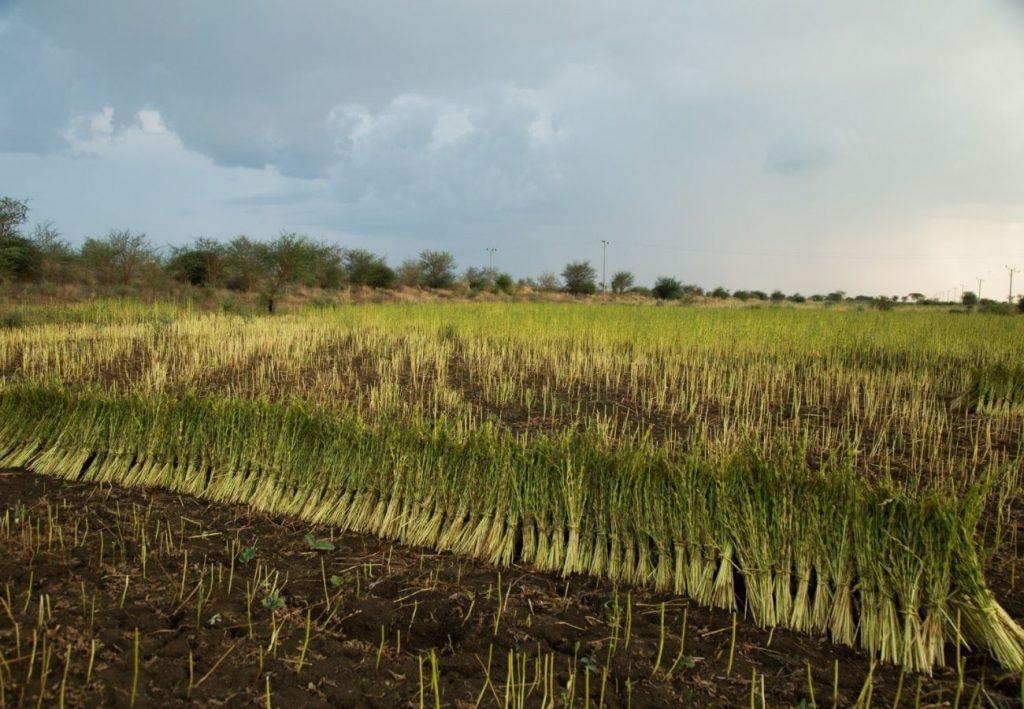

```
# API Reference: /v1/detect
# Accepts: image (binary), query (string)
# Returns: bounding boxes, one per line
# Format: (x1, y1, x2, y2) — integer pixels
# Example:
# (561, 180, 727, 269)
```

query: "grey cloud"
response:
(1, 1, 592, 176)
(0, 17, 85, 153)
(325, 92, 561, 233)
(2, 1, 1024, 296)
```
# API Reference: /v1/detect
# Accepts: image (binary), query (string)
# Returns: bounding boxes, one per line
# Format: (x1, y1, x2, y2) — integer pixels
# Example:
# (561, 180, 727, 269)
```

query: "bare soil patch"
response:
(0, 469, 1019, 707)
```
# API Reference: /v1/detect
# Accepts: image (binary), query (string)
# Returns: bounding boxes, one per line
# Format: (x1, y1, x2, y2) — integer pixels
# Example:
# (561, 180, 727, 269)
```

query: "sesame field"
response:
(0, 300, 1022, 706)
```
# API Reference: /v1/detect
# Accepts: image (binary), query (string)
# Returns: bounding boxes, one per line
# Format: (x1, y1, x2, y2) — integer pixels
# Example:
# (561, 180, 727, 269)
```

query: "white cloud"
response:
(89, 106, 114, 135)
(137, 109, 166, 134)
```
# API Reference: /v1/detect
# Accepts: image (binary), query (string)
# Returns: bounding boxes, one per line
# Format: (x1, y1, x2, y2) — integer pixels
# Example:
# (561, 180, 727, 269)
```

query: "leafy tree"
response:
(418, 250, 457, 289)
(464, 266, 493, 292)
(223, 236, 263, 291)
(908, 293, 925, 303)
(536, 272, 561, 292)
(0, 236, 41, 281)
(395, 258, 424, 288)
(873, 296, 895, 311)
(250, 232, 325, 313)
(168, 238, 226, 286)
(732, 290, 751, 301)
(494, 272, 514, 295)
(254, 232, 325, 313)
(561, 261, 597, 295)
(29, 222, 71, 259)
(826, 291, 845, 303)
(80, 230, 157, 286)
(790, 293, 807, 303)
(29, 222, 76, 283)
(610, 271, 634, 294)
(770, 290, 786, 303)
(1018, 295, 1024, 313)
(710, 286, 730, 299)
(750, 290, 768, 301)
(343, 249, 394, 288)
(0, 197, 29, 239)
(0, 197, 42, 281)
(311, 244, 344, 289)
(961, 290, 978, 306)
(652, 276, 683, 300)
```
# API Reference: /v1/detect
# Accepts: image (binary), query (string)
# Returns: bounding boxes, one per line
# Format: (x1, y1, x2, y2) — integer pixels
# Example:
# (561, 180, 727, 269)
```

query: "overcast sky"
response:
(2, 1, 1023, 298)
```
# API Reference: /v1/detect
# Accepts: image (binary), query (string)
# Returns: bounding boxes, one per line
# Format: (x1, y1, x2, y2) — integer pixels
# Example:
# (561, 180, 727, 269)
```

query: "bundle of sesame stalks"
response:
(955, 364, 1024, 415)
(1, 383, 1021, 674)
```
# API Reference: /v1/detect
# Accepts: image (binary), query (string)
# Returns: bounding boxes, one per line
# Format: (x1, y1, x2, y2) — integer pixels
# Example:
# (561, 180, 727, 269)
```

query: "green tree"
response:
(464, 266, 493, 292)
(223, 236, 263, 291)
(309, 243, 344, 289)
(80, 230, 157, 286)
(610, 271, 634, 294)
(710, 286, 730, 299)
(770, 290, 786, 303)
(0, 197, 29, 239)
(561, 261, 597, 295)
(961, 290, 978, 307)
(255, 233, 325, 313)
(418, 250, 457, 289)
(343, 249, 394, 288)
(494, 272, 515, 295)
(0, 197, 42, 282)
(395, 258, 424, 288)
(652, 276, 683, 300)
(536, 272, 561, 292)
(30, 222, 76, 283)
(168, 238, 227, 286)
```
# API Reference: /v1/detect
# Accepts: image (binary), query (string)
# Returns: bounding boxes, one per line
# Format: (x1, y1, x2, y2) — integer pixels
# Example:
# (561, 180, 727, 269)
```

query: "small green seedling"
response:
(329, 574, 345, 588)
(304, 532, 335, 552)
(261, 592, 285, 611)
(580, 653, 600, 675)
(238, 545, 257, 564)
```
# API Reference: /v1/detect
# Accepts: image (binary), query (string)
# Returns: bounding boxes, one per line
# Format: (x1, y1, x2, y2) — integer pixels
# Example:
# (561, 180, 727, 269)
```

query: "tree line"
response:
(3, 197, 1021, 313)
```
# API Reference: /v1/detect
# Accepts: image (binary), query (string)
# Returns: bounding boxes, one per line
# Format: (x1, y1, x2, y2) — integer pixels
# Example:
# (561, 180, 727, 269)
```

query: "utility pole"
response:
(976, 277, 984, 301)
(601, 240, 609, 295)
(1008, 266, 1020, 304)
(959, 283, 968, 302)
(486, 247, 497, 275)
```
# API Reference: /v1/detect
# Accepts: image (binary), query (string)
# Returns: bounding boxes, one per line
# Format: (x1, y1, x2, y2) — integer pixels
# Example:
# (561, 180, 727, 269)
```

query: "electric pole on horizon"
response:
(976, 277, 984, 301)
(601, 240, 609, 295)
(486, 247, 497, 275)
(1008, 265, 1020, 304)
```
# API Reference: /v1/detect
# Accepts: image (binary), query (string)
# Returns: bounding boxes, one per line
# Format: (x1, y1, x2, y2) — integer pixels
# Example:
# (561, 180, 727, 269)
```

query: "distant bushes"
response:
(3, 195, 1020, 310)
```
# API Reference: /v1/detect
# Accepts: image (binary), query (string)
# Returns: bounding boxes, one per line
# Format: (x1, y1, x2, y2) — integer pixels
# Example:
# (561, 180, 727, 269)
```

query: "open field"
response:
(0, 300, 1022, 704)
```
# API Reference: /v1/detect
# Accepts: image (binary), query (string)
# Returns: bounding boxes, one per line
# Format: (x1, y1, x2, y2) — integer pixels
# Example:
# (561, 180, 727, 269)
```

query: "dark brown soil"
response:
(0, 469, 1019, 708)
